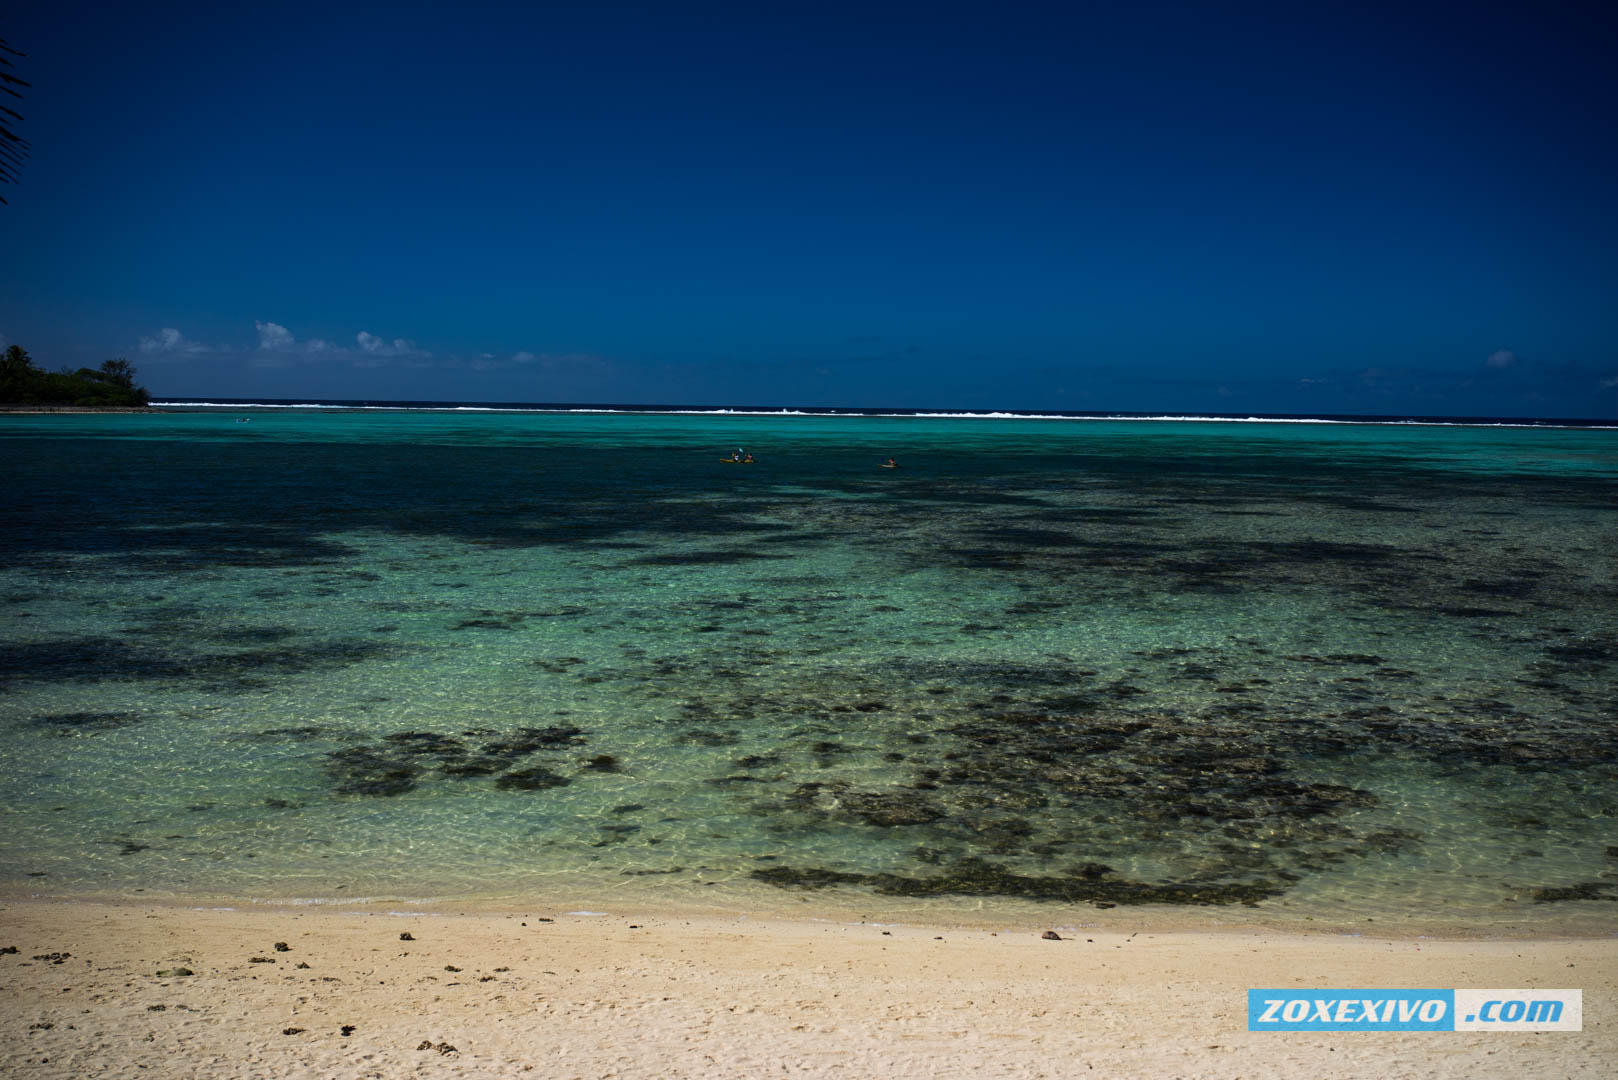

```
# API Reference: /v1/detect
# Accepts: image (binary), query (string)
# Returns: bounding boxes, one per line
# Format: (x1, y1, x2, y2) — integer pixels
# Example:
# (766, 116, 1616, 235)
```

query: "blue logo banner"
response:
(1249, 990, 1453, 1031)
(1249, 989, 1582, 1032)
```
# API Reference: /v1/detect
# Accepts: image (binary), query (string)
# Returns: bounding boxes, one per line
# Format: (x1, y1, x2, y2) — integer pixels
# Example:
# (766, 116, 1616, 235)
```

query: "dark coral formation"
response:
(752, 857, 1283, 906)
(32, 711, 143, 733)
(1529, 882, 1618, 903)
(321, 725, 598, 797)
(495, 767, 571, 791)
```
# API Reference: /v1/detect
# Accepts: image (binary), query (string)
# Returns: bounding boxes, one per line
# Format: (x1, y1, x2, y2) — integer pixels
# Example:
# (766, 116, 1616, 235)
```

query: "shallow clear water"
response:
(3, 409, 1616, 931)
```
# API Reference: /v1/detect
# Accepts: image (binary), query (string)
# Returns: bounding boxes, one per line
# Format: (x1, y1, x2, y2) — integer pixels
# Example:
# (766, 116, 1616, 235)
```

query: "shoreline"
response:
(4, 884, 1616, 942)
(4, 897, 1612, 1078)
(0, 406, 163, 414)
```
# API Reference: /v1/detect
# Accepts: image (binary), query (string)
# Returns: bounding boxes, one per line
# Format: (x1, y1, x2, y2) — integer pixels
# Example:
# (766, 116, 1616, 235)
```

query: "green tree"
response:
(1, 343, 35, 375)
(1, 343, 35, 394)
(99, 357, 137, 388)
(2, 345, 150, 406)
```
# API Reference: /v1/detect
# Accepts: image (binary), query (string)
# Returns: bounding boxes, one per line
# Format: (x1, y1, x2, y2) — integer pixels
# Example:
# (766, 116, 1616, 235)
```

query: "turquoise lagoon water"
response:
(2, 408, 1615, 932)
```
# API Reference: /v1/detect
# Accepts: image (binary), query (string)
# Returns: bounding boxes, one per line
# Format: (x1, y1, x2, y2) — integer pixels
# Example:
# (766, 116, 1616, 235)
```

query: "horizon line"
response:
(146, 397, 1618, 429)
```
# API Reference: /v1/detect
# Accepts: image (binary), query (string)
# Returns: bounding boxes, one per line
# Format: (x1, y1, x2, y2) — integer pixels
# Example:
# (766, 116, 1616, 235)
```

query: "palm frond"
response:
(0, 36, 26, 203)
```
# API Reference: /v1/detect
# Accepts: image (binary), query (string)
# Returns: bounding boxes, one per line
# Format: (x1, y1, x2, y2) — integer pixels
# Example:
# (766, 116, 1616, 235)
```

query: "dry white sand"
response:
(2, 899, 1612, 1079)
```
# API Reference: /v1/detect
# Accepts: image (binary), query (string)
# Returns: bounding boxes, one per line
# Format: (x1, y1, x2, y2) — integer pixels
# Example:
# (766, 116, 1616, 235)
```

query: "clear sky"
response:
(2, 1, 1615, 416)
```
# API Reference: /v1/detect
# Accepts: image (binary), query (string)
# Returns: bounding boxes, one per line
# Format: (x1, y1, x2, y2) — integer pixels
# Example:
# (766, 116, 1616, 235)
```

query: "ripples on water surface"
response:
(2, 409, 1615, 932)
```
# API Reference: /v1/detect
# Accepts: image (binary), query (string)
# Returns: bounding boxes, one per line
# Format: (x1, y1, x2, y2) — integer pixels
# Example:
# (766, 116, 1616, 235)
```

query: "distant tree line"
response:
(1, 345, 151, 406)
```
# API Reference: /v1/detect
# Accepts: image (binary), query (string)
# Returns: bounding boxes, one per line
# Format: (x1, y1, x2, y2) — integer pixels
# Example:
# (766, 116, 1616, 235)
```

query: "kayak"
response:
(721, 458, 756, 464)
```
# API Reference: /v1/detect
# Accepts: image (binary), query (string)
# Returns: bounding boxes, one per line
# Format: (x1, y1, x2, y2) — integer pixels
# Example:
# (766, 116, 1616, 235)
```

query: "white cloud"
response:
(434, 348, 616, 376)
(254, 321, 336, 364)
(256, 320, 296, 351)
(254, 321, 340, 366)
(138, 327, 209, 356)
(1485, 349, 1518, 369)
(356, 331, 428, 359)
(1600, 375, 1618, 390)
(510, 351, 613, 374)
(454, 349, 596, 373)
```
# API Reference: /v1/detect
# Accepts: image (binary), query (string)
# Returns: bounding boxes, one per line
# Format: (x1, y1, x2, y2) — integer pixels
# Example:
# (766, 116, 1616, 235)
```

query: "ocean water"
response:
(3, 405, 1616, 932)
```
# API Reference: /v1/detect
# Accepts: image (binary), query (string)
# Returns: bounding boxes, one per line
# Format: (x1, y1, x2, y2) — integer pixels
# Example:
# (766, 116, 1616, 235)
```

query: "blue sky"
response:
(2, 1, 1615, 416)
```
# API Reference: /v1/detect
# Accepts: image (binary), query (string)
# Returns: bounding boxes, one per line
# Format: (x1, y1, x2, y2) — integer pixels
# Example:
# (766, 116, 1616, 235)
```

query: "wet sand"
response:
(2, 899, 1612, 1078)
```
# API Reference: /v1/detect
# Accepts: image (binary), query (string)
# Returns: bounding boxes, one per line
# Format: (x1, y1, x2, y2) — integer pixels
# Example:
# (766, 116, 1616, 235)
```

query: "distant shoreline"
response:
(151, 397, 1618, 428)
(0, 405, 164, 414)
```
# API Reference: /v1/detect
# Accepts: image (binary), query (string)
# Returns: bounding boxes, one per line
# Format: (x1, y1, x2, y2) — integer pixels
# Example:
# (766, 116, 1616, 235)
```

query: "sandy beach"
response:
(2, 899, 1611, 1079)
